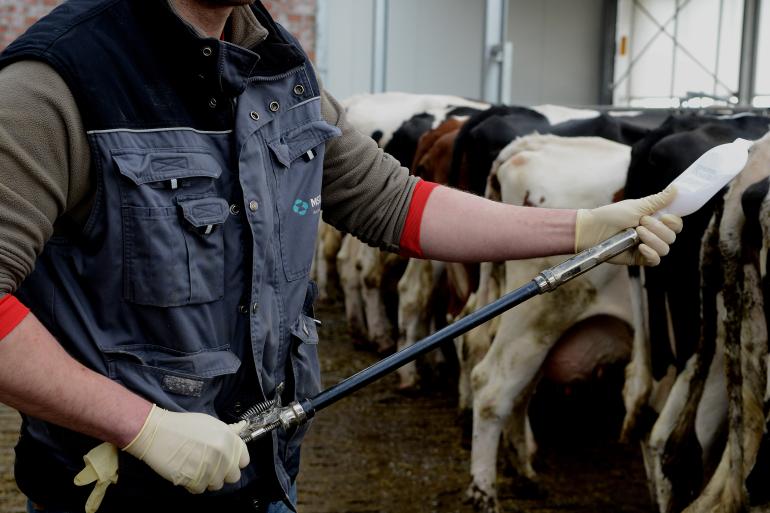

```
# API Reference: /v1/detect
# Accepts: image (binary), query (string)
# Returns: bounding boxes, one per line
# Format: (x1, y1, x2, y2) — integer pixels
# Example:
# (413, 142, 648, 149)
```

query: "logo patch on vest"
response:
(292, 195, 321, 217)
(293, 199, 309, 216)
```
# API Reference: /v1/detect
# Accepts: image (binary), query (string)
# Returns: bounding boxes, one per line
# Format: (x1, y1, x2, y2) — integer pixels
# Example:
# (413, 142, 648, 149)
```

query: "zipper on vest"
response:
(229, 97, 240, 172)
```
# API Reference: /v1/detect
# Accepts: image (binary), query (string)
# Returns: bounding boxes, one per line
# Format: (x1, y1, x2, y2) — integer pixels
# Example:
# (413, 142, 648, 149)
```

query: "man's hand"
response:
(123, 405, 249, 494)
(575, 186, 684, 266)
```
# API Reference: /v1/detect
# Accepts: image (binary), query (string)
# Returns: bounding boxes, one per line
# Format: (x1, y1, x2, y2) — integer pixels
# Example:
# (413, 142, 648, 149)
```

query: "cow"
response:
(462, 134, 635, 513)
(396, 104, 565, 390)
(398, 108, 653, 392)
(676, 132, 770, 513)
(619, 115, 770, 513)
(453, 109, 657, 427)
(448, 105, 552, 197)
(335, 94, 489, 355)
(342, 91, 489, 149)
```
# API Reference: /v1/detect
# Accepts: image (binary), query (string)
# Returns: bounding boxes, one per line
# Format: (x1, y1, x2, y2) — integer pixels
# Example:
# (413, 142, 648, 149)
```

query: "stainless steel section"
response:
(535, 228, 639, 293)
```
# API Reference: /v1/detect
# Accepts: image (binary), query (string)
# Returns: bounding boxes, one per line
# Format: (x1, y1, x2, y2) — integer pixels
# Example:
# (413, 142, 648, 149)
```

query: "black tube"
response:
(308, 279, 542, 414)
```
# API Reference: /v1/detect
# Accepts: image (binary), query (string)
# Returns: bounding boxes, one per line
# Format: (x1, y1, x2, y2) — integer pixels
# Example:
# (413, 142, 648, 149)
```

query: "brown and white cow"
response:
(337, 93, 488, 355)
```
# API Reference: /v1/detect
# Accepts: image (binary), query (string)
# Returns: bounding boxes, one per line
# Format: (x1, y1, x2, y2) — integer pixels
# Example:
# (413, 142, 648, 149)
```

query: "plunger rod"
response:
(306, 228, 640, 416)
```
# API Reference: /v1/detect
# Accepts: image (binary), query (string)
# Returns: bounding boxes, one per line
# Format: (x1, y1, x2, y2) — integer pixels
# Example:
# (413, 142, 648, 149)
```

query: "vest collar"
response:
(155, 1, 304, 98)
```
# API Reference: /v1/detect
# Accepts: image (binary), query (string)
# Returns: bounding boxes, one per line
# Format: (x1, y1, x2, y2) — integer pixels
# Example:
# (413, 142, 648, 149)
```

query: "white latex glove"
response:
(74, 442, 119, 513)
(575, 186, 684, 266)
(122, 405, 249, 494)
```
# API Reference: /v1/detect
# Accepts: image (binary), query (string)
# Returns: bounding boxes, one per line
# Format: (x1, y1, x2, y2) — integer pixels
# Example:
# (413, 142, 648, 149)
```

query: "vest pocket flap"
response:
(103, 344, 242, 378)
(179, 197, 230, 229)
(268, 120, 342, 167)
(290, 314, 319, 345)
(112, 149, 223, 185)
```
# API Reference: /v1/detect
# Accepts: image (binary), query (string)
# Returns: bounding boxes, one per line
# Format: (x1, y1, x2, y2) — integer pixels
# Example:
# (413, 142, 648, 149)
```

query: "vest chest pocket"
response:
(268, 120, 341, 281)
(113, 150, 229, 307)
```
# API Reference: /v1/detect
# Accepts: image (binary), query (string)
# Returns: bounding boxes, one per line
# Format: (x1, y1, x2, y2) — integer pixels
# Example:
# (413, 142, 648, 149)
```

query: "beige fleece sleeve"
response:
(320, 89, 418, 253)
(0, 61, 91, 295)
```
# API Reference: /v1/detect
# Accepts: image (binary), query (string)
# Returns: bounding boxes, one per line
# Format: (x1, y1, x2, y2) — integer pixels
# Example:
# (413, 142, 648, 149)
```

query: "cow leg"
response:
(396, 259, 433, 390)
(358, 246, 395, 354)
(457, 262, 503, 433)
(695, 322, 727, 475)
(683, 206, 768, 513)
(315, 221, 342, 302)
(467, 330, 549, 513)
(651, 213, 725, 513)
(622, 273, 654, 441)
(337, 236, 369, 348)
(500, 378, 541, 497)
(361, 285, 393, 353)
(648, 354, 700, 513)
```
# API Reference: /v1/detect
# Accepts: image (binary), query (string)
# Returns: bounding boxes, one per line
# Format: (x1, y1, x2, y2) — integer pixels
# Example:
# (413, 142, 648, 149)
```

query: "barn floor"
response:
(299, 300, 653, 513)
(0, 299, 653, 513)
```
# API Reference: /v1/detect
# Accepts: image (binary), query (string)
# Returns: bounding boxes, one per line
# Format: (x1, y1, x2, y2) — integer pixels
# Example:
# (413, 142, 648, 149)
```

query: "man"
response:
(0, 1, 682, 512)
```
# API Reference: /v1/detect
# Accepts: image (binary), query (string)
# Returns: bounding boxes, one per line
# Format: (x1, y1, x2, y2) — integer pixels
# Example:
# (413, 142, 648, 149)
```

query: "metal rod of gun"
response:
(241, 228, 640, 441)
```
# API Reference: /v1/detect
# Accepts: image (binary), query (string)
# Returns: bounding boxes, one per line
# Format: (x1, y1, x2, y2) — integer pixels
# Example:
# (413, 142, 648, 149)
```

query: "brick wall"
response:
(0, 0, 59, 51)
(263, 0, 317, 60)
(0, 1, 317, 54)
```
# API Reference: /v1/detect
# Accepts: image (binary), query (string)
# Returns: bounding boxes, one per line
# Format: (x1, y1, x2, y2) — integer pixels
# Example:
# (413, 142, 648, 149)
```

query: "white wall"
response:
(506, 0, 604, 105)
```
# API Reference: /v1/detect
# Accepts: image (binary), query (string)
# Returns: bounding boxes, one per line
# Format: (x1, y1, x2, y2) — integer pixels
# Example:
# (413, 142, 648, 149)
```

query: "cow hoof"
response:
(376, 343, 396, 356)
(351, 336, 376, 352)
(465, 482, 500, 513)
(396, 379, 420, 394)
(509, 476, 547, 500)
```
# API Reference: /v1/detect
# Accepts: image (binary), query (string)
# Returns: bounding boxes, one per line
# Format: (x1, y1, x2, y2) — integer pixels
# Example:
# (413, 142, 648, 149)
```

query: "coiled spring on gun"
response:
(239, 383, 284, 422)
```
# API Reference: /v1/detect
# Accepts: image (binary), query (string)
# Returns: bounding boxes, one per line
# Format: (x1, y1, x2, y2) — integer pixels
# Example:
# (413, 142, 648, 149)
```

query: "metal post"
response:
(599, 0, 618, 104)
(713, 0, 725, 97)
(482, 0, 509, 104)
(371, 0, 389, 94)
(738, 0, 760, 105)
(670, 0, 681, 101)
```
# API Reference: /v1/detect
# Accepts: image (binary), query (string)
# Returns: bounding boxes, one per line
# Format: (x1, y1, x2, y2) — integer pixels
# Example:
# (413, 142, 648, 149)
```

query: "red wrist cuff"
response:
(0, 295, 30, 340)
(399, 180, 440, 258)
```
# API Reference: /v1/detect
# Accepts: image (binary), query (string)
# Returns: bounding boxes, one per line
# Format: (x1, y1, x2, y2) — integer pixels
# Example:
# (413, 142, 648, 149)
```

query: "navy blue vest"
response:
(0, 1, 339, 509)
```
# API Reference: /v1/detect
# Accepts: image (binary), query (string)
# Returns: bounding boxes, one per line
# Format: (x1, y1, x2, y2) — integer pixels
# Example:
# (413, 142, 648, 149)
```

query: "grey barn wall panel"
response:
(384, 0, 485, 99)
(320, 0, 376, 100)
(507, 0, 604, 105)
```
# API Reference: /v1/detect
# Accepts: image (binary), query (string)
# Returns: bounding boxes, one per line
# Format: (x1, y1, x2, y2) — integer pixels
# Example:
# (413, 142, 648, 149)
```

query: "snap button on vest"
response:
(201, 46, 212, 57)
(269, 101, 280, 112)
(250, 111, 260, 121)
(229, 204, 241, 216)
(208, 97, 217, 108)
(293, 84, 305, 96)
(238, 304, 249, 315)
(251, 302, 259, 314)
(249, 200, 259, 212)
